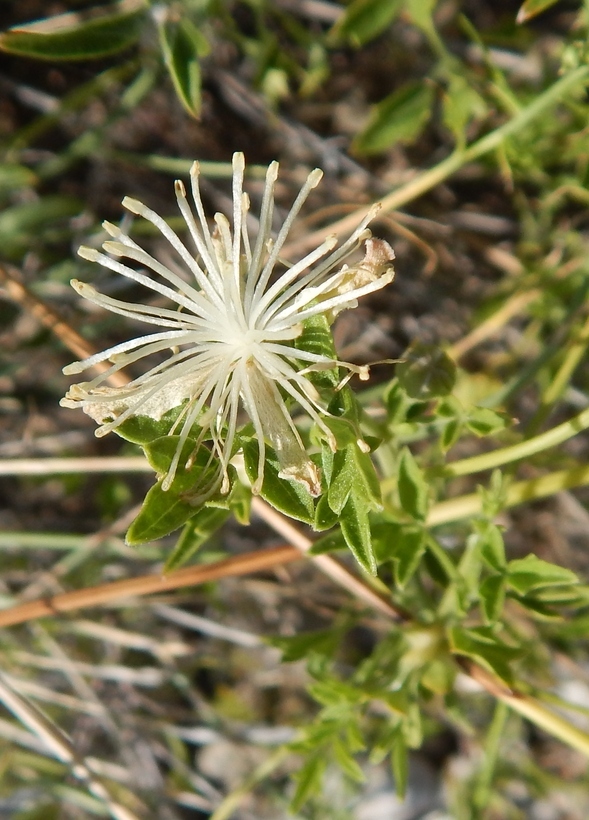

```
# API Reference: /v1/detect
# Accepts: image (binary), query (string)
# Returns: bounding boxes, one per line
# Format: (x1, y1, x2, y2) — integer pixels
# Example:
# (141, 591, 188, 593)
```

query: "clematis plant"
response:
(62, 153, 394, 565)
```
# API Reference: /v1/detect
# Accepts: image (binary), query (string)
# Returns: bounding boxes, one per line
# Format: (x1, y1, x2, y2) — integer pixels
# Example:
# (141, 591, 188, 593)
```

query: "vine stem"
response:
(282, 65, 589, 258)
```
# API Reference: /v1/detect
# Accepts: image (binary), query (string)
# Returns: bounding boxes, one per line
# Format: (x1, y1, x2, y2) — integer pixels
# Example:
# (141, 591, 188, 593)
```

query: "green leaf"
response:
(397, 448, 429, 521)
(391, 730, 408, 798)
(448, 626, 520, 684)
(517, 0, 562, 24)
(126, 440, 221, 545)
(506, 555, 578, 595)
(242, 439, 315, 524)
(115, 405, 187, 445)
(126, 481, 200, 546)
(291, 754, 327, 813)
(339, 494, 377, 574)
(476, 522, 506, 572)
(0, 196, 82, 256)
(270, 630, 340, 663)
(143, 436, 212, 493)
(404, 0, 437, 32)
(442, 73, 487, 146)
(353, 81, 434, 155)
(333, 740, 365, 784)
(0, 0, 146, 61)
(479, 574, 506, 624)
(373, 522, 426, 588)
(313, 493, 339, 532)
(0, 164, 37, 200)
(327, 444, 382, 516)
(397, 342, 457, 399)
(164, 507, 230, 573)
(440, 416, 463, 451)
(466, 407, 510, 437)
(327, 0, 403, 47)
(158, 16, 208, 118)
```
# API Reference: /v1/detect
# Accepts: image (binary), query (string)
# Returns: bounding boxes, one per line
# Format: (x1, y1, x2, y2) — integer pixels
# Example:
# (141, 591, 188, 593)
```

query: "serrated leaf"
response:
(164, 507, 230, 572)
(0, 0, 146, 61)
(517, 0, 562, 24)
(339, 494, 376, 574)
(242, 439, 315, 524)
(397, 448, 429, 521)
(327, 0, 403, 47)
(397, 341, 457, 399)
(507, 554, 578, 594)
(158, 17, 208, 118)
(354, 81, 433, 155)
(480, 574, 506, 624)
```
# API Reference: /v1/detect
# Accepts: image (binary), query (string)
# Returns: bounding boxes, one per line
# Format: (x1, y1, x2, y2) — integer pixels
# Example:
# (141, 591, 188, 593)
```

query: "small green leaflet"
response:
(506, 554, 578, 595)
(353, 81, 434, 155)
(327, 0, 403, 47)
(158, 17, 209, 118)
(397, 447, 429, 521)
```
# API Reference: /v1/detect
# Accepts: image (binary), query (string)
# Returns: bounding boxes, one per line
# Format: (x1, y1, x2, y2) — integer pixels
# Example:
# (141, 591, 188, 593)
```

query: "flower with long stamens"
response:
(61, 153, 395, 499)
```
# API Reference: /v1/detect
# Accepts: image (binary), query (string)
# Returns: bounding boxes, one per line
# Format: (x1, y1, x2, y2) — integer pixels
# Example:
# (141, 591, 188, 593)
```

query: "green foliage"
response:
(327, 0, 404, 47)
(158, 16, 209, 118)
(6, 0, 589, 815)
(353, 81, 434, 155)
(397, 342, 457, 400)
(0, 1, 147, 61)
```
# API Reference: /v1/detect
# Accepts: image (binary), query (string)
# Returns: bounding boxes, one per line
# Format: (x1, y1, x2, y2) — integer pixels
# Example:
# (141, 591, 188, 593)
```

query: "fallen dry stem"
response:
(0, 546, 300, 628)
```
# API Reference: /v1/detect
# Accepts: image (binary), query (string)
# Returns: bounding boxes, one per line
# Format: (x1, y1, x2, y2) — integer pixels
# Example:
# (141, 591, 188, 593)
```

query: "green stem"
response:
(499, 692, 589, 759)
(428, 463, 589, 526)
(445, 405, 589, 477)
(285, 65, 589, 258)
(378, 65, 589, 214)
(473, 701, 509, 810)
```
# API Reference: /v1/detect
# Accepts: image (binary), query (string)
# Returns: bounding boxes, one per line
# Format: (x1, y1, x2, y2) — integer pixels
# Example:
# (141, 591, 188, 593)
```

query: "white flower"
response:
(61, 153, 395, 499)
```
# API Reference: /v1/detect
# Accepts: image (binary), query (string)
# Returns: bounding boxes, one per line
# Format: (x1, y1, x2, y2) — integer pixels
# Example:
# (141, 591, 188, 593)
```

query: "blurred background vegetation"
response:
(2, 0, 589, 818)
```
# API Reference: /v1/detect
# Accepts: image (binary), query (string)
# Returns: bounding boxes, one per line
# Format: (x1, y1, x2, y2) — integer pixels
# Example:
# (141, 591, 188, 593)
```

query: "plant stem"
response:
(428, 464, 589, 526)
(283, 64, 589, 257)
(499, 692, 589, 759)
(444, 405, 589, 477)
